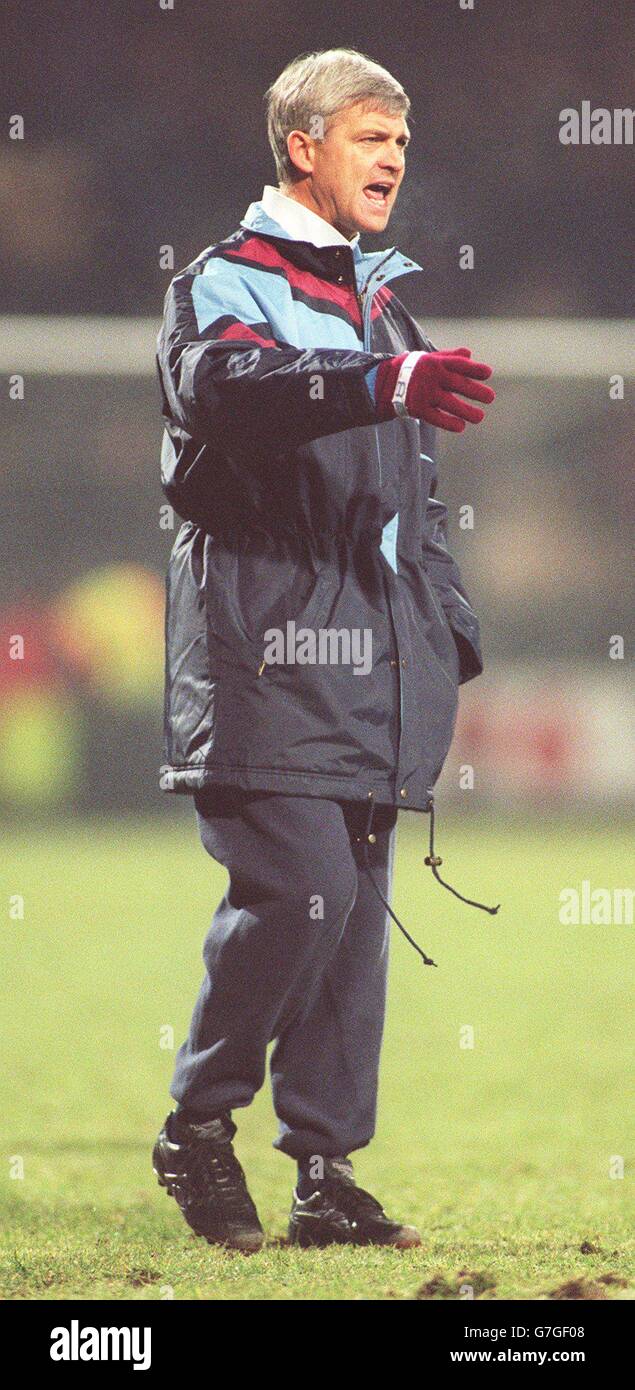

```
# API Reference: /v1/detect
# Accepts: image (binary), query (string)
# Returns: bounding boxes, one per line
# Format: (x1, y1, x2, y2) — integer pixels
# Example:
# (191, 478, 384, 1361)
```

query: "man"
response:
(153, 48, 495, 1252)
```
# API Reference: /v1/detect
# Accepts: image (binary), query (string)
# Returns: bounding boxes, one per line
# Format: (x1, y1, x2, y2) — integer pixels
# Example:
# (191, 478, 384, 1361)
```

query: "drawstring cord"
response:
(356, 793, 437, 968)
(355, 791, 500, 970)
(425, 797, 500, 916)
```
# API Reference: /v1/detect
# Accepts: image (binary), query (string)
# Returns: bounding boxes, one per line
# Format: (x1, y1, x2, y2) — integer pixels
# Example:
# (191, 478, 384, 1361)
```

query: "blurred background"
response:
(0, 0, 633, 821)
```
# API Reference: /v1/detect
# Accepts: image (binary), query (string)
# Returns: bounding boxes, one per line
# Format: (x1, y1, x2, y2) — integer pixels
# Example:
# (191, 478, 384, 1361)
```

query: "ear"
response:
(286, 129, 315, 177)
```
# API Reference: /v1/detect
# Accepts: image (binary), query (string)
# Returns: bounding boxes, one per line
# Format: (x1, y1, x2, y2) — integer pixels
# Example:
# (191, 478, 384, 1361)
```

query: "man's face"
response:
(288, 103, 410, 239)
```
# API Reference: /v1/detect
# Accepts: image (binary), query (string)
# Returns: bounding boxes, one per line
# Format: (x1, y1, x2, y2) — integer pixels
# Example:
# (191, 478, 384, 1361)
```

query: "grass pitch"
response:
(1, 809, 633, 1301)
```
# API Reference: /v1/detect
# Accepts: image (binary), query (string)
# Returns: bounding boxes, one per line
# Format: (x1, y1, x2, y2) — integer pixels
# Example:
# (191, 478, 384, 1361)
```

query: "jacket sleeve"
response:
(419, 427, 484, 684)
(157, 264, 389, 457)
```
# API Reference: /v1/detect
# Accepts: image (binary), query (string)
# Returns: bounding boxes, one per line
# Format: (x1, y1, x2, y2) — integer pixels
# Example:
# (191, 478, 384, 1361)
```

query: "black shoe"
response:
(152, 1111, 264, 1252)
(288, 1157, 421, 1248)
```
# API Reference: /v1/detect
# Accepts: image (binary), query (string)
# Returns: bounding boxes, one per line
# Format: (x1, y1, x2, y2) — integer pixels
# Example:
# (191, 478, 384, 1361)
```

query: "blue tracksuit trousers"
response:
(170, 788, 398, 1159)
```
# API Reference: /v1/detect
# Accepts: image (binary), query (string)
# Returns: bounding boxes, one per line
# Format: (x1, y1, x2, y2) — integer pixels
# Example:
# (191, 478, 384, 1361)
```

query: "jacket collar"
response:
(240, 192, 422, 292)
(259, 185, 360, 249)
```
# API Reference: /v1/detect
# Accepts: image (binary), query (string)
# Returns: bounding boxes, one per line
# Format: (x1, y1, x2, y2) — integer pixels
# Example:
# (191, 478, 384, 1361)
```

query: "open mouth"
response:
(363, 182, 393, 207)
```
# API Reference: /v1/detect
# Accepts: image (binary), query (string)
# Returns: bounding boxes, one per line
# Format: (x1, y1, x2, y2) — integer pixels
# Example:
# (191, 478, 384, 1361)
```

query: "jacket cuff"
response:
(373, 353, 408, 420)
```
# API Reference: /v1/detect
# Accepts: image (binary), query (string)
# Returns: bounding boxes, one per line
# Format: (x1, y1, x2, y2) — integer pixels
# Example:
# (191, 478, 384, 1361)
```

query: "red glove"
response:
(374, 347, 495, 433)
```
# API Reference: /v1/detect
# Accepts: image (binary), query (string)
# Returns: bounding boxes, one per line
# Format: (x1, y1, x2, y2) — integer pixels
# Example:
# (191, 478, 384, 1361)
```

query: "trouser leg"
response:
(170, 788, 359, 1119)
(270, 801, 397, 1159)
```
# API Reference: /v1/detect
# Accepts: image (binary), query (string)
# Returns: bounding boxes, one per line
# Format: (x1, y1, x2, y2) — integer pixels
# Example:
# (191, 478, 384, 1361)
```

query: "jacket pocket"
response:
(205, 540, 337, 662)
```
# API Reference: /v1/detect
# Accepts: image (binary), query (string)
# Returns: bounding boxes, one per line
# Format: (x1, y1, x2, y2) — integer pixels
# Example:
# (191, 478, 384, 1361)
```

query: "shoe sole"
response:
(154, 1167, 264, 1253)
(288, 1224, 422, 1250)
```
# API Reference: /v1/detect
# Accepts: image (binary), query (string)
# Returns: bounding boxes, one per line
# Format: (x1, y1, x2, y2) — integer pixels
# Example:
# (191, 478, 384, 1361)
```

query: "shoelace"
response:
(179, 1123, 253, 1215)
(305, 1170, 386, 1221)
(356, 791, 500, 968)
(338, 1182, 386, 1219)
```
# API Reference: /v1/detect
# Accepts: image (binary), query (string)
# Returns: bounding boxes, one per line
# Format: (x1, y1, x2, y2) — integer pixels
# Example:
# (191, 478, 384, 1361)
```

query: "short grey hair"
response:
(265, 48, 410, 184)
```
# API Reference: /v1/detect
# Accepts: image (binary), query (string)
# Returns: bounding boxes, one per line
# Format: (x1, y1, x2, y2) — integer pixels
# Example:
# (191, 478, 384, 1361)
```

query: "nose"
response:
(378, 145, 404, 175)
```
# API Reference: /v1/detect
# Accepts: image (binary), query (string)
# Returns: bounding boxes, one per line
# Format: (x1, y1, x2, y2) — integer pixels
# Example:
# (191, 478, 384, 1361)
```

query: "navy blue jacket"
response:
(156, 198, 483, 812)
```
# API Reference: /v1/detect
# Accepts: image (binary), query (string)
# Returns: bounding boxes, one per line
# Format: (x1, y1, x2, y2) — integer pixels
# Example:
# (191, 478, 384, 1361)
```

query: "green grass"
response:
(1, 810, 633, 1301)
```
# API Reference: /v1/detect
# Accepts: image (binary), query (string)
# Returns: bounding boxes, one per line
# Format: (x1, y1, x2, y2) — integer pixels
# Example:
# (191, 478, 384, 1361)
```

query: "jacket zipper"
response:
(357, 248, 410, 796)
(357, 259, 390, 491)
(359, 257, 387, 346)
